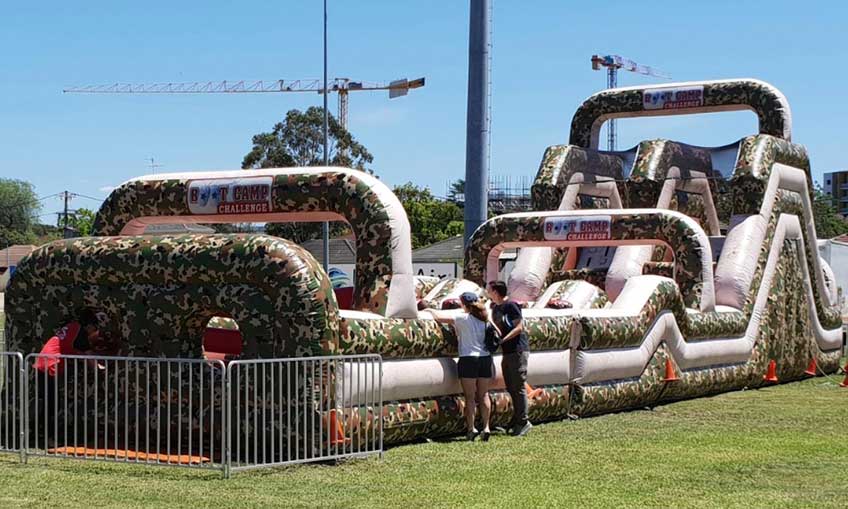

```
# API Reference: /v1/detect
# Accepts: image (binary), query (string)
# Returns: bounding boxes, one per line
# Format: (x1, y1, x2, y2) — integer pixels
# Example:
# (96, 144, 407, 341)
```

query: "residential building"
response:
(823, 171, 848, 216)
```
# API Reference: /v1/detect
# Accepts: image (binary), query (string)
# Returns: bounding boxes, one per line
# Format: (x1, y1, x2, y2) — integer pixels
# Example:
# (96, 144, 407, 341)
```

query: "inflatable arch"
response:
(93, 168, 417, 318)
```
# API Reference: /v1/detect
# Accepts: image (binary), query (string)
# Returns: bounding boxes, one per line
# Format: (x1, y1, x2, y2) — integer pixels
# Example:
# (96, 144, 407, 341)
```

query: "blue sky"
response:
(1, 0, 846, 220)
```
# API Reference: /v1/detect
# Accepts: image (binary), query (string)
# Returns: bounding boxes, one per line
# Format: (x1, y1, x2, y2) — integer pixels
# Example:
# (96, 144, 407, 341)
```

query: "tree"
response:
(243, 107, 371, 243)
(32, 223, 61, 245)
(65, 208, 96, 237)
(0, 179, 40, 247)
(242, 107, 373, 170)
(447, 179, 465, 203)
(393, 183, 463, 249)
(812, 186, 848, 239)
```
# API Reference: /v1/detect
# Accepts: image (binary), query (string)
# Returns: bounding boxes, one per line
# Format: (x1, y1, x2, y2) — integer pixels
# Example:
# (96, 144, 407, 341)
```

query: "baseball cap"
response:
(459, 292, 478, 304)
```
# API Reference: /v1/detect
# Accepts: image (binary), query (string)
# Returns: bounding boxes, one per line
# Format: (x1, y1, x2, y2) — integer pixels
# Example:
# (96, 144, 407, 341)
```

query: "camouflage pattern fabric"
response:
(464, 211, 710, 309)
(569, 80, 791, 148)
(626, 139, 714, 208)
(548, 268, 609, 290)
(731, 135, 812, 215)
(413, 276, 440, 300)
(4, 234, 338, 358)
(543, 280, 609, 309)
(642, 261, 674, 279)
(416, 278, 484, 310)
(339, 312, 576, 358)
(92, 169, 408, 316)
(531, 139, 720, 285)
(530, 145, 625, 211)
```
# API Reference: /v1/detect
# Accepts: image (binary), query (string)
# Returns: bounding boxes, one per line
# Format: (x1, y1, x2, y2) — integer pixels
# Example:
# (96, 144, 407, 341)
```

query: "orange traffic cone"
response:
(661, 358, 679, 383)
(840, 362, 848, 388)
(763, 359, 779, 383)
(327, 410, 350, 446)
(525, 382, 543, 399)
(803, 359, 817, 377)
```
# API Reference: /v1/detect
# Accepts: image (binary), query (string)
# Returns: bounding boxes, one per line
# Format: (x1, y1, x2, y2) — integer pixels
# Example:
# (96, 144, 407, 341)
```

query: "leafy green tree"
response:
(0, 179, 40, 246)
(813, 186, 848, 239)
(242, 107, 373, 170)
(393, 183, 463, 249)
(65, 208, 96, 237)
(447, 179, 465, 202)
(243, 107, 371, 242)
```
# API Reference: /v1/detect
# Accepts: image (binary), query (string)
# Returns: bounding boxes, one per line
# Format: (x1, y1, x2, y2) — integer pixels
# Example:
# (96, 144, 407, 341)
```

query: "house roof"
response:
(412, 235, 464, 262)
(300, 238, 357, 265)
(0, 245, 38, 268)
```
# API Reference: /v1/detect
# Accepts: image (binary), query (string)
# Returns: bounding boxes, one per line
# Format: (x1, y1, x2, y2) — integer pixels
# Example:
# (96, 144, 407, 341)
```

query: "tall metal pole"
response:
(463, 0, 491, 246)
(321, 0, 330, 272)
(607, 66, 617, 151)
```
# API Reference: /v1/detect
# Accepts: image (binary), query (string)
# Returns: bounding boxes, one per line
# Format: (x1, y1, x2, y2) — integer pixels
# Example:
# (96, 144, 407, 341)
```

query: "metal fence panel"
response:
(0, 352, 24, 459)
(1, 352, 382, 477)
(24, 354, 227, 474)
(225, 354, 382, 476)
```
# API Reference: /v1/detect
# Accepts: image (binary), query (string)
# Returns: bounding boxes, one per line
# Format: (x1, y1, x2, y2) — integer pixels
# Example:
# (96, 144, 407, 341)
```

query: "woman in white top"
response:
(433, 292, 493, 441)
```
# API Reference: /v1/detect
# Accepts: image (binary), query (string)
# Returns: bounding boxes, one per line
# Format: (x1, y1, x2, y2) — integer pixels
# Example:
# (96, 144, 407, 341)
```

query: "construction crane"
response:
(590, 55, 670, 151)
(63, 77, 426, 131)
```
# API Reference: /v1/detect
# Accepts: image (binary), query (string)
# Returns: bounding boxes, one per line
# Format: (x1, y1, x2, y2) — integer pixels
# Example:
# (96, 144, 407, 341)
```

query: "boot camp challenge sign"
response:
(543, 216, 611, 241)
(643, 85, 704, 111)
(187, 176, 274, 215)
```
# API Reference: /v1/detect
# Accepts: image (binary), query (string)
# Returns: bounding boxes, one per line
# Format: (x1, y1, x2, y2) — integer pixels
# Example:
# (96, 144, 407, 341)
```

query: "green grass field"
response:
(0, 375, 846, 508)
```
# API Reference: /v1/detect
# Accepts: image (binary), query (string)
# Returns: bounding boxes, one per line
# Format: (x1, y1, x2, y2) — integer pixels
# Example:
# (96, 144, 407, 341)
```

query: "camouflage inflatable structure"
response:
(3, 78, 843, 448)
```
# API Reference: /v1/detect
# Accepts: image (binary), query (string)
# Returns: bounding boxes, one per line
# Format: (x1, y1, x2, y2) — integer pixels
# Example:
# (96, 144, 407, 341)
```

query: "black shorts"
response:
(457, 356, 494, 379)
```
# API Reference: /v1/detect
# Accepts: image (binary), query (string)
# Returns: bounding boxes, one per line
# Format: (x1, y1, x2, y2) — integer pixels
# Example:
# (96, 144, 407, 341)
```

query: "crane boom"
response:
(63, 77, 425, 95)
(63, 77, 425, 130)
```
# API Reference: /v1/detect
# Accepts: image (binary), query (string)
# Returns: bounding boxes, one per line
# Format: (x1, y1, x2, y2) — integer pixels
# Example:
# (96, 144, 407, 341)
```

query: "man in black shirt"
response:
(487, 280, 532, 437)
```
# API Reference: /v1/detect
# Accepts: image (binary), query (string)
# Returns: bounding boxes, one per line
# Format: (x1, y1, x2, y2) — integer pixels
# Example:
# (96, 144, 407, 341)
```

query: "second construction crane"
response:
(64, 77, 426, 131)
(591, 54, 670, 151)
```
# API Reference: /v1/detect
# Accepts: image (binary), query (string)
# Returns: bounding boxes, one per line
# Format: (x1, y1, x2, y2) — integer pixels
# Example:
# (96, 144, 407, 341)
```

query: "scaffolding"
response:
(446, 174, 532, 214)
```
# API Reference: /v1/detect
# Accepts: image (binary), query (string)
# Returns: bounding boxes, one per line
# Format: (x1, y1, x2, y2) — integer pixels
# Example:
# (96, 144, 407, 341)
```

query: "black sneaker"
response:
(513, 422, 533, 437)
(481, 431, 491, 442)
(466, 430, 479, 442)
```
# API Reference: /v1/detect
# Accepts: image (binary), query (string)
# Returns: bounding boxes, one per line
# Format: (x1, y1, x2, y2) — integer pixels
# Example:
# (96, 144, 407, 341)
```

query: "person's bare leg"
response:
(476, 377, 492, 432)
(460, 378, 478, 433)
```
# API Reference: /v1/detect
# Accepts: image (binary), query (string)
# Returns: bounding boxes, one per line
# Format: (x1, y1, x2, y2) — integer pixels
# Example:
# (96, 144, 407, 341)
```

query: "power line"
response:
(72, 193, 106, 203)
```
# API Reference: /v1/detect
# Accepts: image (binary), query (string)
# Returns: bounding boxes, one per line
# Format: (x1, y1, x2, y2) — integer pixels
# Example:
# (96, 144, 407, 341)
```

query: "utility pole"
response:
(322, 0, 330, 272)
(59, 191, 74, 239)
(463, 0, 491, 246)
(147, 157, 164, 172)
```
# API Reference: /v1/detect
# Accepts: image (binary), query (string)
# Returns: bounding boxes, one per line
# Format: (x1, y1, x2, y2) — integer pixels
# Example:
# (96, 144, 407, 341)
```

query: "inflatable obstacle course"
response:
(3, 79, 842, 448)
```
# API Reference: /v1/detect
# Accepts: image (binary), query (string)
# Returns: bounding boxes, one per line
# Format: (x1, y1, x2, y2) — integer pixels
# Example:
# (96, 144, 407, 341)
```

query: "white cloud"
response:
(99, 185, 117, 193)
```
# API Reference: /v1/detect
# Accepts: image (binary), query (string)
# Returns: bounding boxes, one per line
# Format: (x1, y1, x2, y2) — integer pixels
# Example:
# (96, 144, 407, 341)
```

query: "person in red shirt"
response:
(32, 309, 114, 445)
(34, 309, 106, 376)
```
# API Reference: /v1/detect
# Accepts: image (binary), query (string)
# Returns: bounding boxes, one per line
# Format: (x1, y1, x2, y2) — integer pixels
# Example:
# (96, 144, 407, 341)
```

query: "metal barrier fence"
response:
(226, 355, 383, 476)
(24, 354, 228, 473)
(0, 352, 24, 460)
(0, 352, 382, 478)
